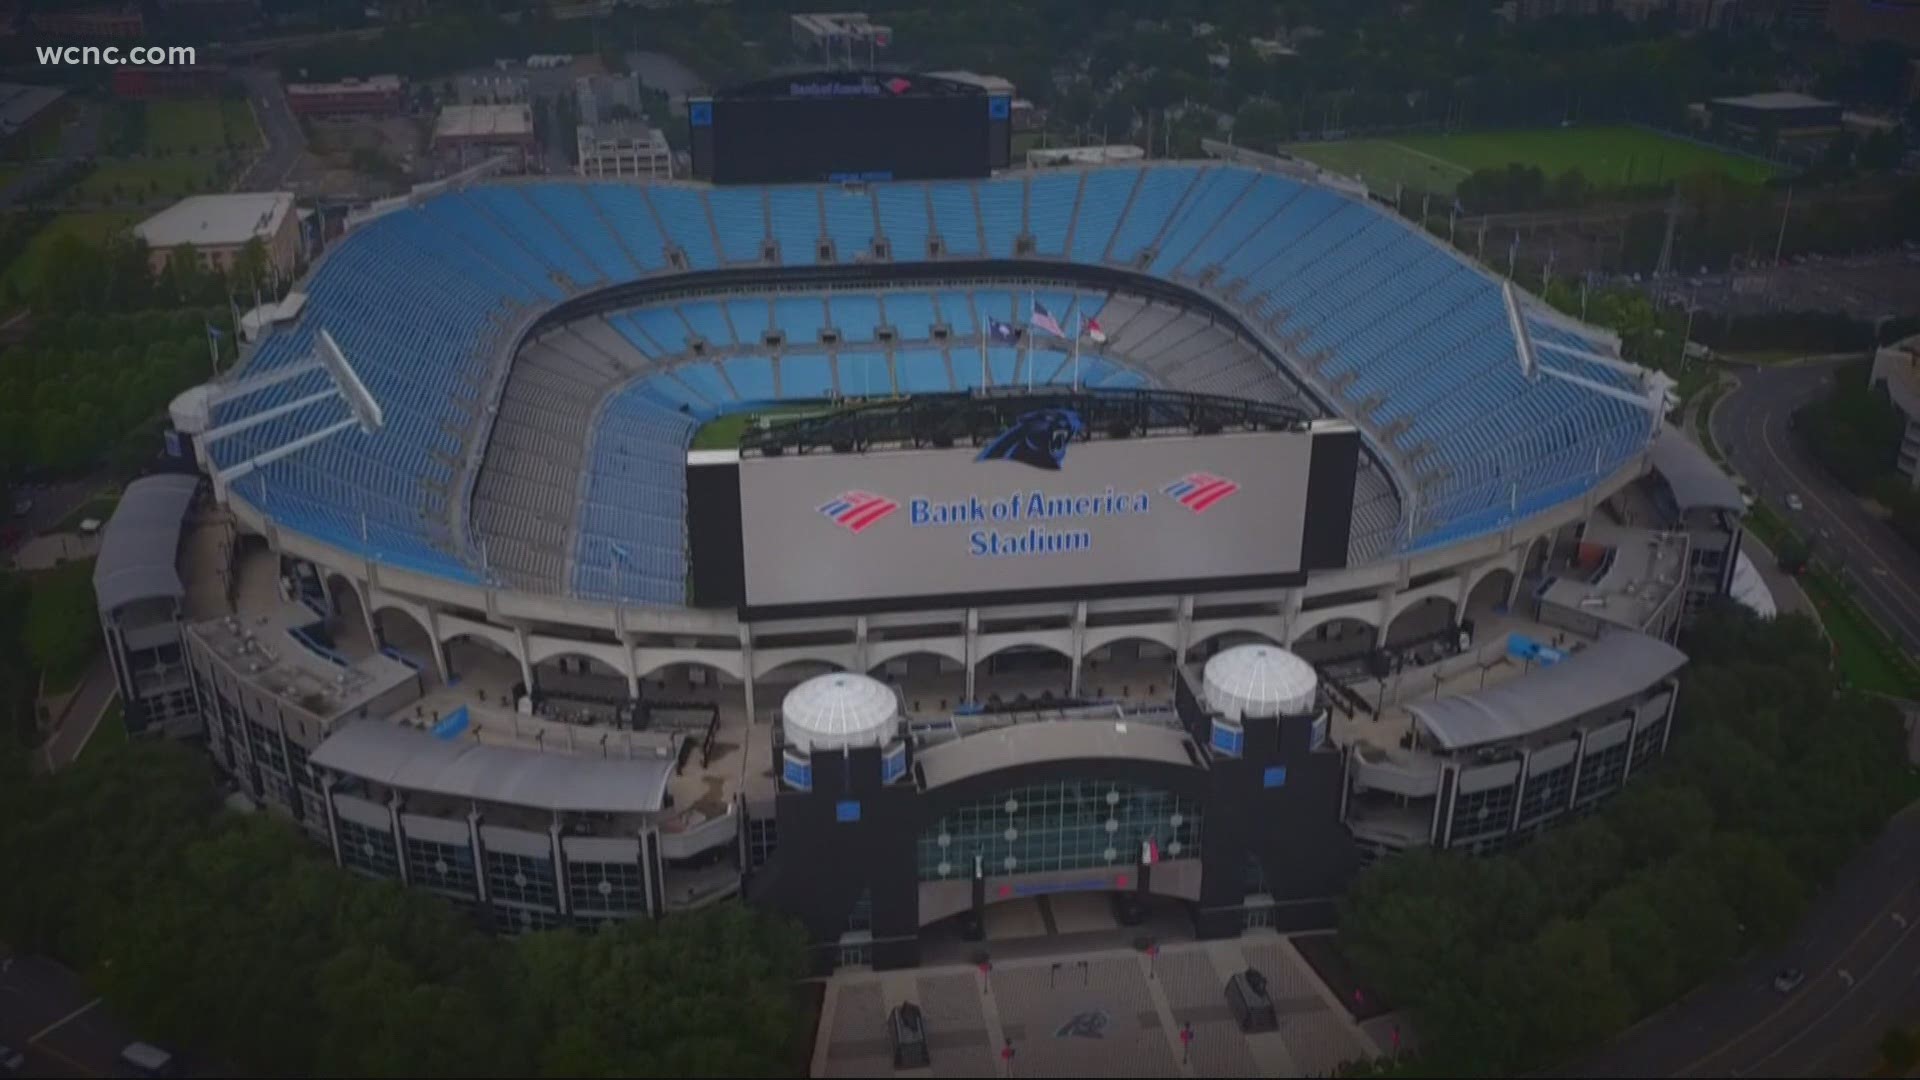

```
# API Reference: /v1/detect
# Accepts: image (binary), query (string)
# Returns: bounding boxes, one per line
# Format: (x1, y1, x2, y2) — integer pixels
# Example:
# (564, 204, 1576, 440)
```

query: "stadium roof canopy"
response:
(93, 474, 200, 613)
(136, 192, 294, 250)
(311, 722, 676, 813)
(1649, 424, 1745, 512)
(1407, 631, 1687, 752)
(915, 721, 1199, 788)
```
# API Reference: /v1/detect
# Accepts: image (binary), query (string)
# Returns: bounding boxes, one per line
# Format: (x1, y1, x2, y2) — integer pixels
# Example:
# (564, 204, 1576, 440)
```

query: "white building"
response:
(135, 192, 300, 277)
(576, 121, 673, 179)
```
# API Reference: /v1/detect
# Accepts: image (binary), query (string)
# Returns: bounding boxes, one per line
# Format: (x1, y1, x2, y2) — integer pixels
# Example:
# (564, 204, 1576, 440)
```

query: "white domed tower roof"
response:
(1203, 644, 1318, 720)
(781, 672, 900, 753)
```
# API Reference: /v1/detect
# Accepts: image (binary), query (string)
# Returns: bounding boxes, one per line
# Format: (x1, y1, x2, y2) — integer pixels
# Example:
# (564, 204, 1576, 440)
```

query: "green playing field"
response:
(1285, 125, 1777, 196)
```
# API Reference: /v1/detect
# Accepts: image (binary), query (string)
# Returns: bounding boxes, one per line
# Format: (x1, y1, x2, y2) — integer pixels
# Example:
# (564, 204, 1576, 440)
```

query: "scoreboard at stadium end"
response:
(686, 417, 1362, 615)
(688, 71, 1012, 184)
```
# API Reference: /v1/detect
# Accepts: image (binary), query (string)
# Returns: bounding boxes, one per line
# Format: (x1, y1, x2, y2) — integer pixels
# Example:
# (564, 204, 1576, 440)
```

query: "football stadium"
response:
(104, 72, 1746, 969)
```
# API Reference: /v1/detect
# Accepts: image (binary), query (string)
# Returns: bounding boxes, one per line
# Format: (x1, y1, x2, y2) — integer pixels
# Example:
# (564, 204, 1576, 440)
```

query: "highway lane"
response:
(1576, 803, 1920, 1077)
(235, 67, 305, 191)
(1709, 358, 1920, 656)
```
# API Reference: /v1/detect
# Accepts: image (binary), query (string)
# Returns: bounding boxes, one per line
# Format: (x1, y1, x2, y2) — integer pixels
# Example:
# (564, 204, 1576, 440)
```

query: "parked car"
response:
(1773, 967, 1806, 994)
(1786, 493, 1804, 511)
(0, 1043, 27, 1076)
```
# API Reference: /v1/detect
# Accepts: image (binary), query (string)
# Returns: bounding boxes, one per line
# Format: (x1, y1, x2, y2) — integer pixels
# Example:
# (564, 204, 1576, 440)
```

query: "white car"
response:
(1786, 494, 1804, 511)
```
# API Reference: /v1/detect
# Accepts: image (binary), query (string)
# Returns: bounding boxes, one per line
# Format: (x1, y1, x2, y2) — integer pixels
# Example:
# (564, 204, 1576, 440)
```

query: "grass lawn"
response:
(1747, 500, 1920, 697)
(222, 98, 263, 150)
(2, 210, 138, 294)
(1286, 125, 1777, 195)
(1801, 570, 1920, 696)
(78, 699, 127, 765)
(69, 157, 222, 203)
(145, 99, 253, 155)
(690, 403, 839, 450)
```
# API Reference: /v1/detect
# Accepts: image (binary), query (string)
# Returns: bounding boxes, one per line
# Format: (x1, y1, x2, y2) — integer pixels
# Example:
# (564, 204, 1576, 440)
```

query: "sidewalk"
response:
(35, 655, 117, 774)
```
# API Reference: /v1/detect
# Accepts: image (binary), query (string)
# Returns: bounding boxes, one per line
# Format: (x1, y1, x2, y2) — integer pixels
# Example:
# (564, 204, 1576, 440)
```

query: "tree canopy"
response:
(1338, 601, 1911, 1075)
(0, 740, 813, 1077)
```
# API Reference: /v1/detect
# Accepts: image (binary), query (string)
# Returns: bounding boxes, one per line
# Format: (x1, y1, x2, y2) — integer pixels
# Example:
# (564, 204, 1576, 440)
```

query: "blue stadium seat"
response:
(768, 188, 821, 263)
(838, 351, 892, 397)
(1027, 173, 1078, 257)
(779, 353, 834, 398)
(929, 183, 980, 255)
(875, 184, 929, 259)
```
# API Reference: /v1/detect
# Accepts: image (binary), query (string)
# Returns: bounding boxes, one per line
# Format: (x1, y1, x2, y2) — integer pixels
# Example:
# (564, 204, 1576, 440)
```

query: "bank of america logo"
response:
(1163, 473, 1240, 514)
(818, 491, 898, 533)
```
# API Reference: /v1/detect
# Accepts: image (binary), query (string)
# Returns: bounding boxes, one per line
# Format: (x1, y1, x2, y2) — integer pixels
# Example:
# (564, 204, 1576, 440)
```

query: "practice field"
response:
(1286, 125, 1777, 195)
(144, 98, 262, 154)
(69, 158, 223, 203)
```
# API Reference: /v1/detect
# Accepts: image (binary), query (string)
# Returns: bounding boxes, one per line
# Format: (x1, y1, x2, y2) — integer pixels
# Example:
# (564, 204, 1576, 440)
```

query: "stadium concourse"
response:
(121, 149, 1750, 974)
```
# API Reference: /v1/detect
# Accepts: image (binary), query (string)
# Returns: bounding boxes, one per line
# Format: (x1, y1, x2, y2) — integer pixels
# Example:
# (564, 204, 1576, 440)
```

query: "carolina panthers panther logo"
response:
(975, 409, 1083, 471)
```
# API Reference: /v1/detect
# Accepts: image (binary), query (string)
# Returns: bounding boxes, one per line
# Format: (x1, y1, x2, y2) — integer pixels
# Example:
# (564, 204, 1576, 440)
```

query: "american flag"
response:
(817, 491, 898, 533)
(1030, 298, 1066, 338)
(1162, 473, 1241, 514)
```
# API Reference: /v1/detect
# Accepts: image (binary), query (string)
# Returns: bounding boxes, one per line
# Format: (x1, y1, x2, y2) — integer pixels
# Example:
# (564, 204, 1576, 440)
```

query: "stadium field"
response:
(1285, 125, 1777, 195)
(690, 402, 839, 450)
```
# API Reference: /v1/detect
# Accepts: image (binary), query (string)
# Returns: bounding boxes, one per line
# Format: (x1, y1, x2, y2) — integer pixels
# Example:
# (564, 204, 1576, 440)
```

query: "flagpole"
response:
(980, 323, 987, 390)
(1025, 291, 1034, 393)
(1072, 316, 1081, 392)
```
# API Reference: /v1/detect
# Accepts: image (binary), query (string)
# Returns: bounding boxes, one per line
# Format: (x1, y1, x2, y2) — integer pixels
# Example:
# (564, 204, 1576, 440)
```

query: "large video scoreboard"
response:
(686, 418, 1362, 615)
(689, 71, 1011, 184)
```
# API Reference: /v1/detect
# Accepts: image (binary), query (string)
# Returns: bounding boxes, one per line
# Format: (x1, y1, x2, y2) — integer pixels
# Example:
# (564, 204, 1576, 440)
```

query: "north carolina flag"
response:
(1030, 298, 1065, 338)
(1082, 314, 1106, 344)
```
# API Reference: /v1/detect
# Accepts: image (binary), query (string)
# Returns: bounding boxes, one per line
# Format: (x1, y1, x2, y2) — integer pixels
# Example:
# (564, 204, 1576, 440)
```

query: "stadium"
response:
(110, 73, 1742, 968)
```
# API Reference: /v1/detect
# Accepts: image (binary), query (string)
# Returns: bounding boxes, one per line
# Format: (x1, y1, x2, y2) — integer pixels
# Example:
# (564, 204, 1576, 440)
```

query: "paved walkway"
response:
(812, 932, 1380, 1078)
(35, 656, 117, 774)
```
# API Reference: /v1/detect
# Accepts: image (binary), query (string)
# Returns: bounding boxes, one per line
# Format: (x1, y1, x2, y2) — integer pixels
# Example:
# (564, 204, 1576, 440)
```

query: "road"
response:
(233, 67, 305, 191)
(1709, 357, 1920, 656)
(1575, 802, 1920, 1077)
(0, 952, 138, 1078)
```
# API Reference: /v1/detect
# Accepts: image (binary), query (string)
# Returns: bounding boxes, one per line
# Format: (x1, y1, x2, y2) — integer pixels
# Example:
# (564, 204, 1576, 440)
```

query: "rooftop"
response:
(94, 474, 200, 613)
(287, 74, 403, 95)
(1712, 91, 1837, 111)
(434, 103, 534, 139)
(191, 599, 417, 722)
(0, 82, 66, 136)
(135, 192, 294, 250)
(310, 720, 675, 815)
(1539, 522, 1688, 631)
(1406, 631, 1687, 752)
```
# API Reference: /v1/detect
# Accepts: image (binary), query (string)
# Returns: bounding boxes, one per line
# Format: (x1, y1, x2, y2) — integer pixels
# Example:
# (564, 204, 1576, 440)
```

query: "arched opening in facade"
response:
(1383, 597, 1458, 649)
(869, 652, 966, 716)
(1288, 618, 1375, 664)
(321, 572, 373, 655)
(975, 643, 1073, 707)
(1079, 637, 1178, 703)
(1183, 629, 1279, 666)
(442, 632, 526, 702)
(1466, 568, 1516, 621)
(533, 651, 632, 724)
(372, 606, 439, 683)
